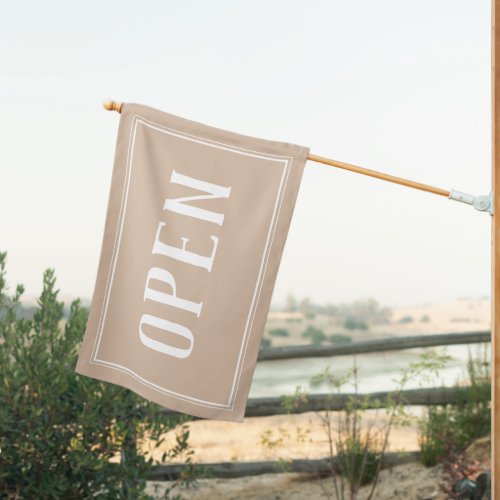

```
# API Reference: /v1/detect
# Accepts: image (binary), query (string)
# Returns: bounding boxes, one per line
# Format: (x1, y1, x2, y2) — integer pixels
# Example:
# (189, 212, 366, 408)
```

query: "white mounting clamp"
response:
(449, 190, 493, 215)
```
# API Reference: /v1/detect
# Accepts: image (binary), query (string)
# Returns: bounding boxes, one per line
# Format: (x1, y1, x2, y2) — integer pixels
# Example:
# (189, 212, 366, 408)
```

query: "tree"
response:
(268, 328, 290, 338)
(302, 325, 326, 345)
(337, 299, 392, 326)
(398, 315, 414, 324)
(261, 337, 272, 349)
(285, 293, 298, 312)
(327, 334, 352, 344)
(298, 297, 315, 319)
(0, 252, 194, 498)
(344, 317, 368, 330)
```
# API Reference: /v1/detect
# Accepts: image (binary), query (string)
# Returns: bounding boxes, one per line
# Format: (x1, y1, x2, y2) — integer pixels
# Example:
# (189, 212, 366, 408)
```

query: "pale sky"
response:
(0, 0, 492, 307)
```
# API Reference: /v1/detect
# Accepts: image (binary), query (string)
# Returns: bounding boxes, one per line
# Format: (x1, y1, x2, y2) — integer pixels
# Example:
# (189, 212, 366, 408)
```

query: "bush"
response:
(418, 346, 491, 466)
(261, 337, 272, 349)
(327, 334, 352, 345)
(0, 252, 194, 498)
(418, 407, 454, 466)
(343, 317, 368, 330)
(301, 326, 326, 345)
(338, 437, 381, 486)
(398, 315, 414, 324)
(336, 299, 391, 325)
(268, 328, 290, 338)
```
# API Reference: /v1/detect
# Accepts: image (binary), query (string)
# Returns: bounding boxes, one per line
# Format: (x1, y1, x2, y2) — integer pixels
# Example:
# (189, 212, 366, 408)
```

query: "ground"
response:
(146, 462, 447, 499)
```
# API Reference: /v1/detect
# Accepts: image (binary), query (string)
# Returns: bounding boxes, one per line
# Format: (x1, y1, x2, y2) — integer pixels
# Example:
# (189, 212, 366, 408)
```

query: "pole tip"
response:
(103, 100, 122, 113)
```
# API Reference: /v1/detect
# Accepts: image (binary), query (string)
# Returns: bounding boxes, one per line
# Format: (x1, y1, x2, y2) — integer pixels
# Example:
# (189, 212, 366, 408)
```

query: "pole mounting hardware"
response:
(449, 190, 493, 215)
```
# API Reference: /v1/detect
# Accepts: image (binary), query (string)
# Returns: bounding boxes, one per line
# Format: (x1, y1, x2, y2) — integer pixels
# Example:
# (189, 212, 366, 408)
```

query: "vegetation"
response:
(418, 345, 491, 466)
(268, 328, 290, 338)
(301, 325, 326, 345)
(282, 295, 392, 329)
(343, 317, 368, 331)
(0, 252, 196, 499)
(311, 366, 385, 497)
(398, 315, 414, 324)
(261, 352, 449, 500)
(261, 337, 272, 349)
(336, 299, 391, 326)
(327, 334, 352, 345)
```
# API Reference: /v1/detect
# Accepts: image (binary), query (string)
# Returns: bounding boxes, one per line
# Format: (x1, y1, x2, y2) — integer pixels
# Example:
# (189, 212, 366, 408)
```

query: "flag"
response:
(76, 103, 309, 422)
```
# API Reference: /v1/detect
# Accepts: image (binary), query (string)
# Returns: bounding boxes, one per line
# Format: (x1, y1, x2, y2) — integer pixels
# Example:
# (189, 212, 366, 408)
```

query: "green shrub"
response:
(418, 407, 454, 466)
(327, 334, 352, 344)
(268, 328, 289, 338)
(0, 252, 193, 499)
(261, 337, 272, 349)
(343, 317, 368, 330)
(448, 348, 491, 450)
(418, 346, 491, 466)
(398, 315, 414, 324)
(338, 437, 381, 486)
(301, 326, 326, 345)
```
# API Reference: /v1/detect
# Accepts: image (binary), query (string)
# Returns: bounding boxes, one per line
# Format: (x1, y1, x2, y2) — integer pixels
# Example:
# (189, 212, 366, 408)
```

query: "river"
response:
(249, 343, 491, 398)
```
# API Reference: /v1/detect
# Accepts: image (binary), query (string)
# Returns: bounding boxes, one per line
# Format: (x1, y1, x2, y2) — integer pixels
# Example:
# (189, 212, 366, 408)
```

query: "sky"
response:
(0, 0, 492, 307)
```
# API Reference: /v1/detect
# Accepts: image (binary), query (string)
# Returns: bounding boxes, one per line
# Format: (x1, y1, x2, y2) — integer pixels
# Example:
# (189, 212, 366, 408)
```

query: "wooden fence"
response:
(146, 331, 491, 480)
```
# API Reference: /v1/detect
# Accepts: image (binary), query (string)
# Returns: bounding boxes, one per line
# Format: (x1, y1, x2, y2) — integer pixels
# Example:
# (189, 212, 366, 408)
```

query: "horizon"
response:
(12, 289, 492, 311)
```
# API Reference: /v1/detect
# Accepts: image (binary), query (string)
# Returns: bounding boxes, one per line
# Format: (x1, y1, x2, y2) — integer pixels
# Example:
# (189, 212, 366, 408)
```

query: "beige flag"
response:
(76, 103, 309, 422)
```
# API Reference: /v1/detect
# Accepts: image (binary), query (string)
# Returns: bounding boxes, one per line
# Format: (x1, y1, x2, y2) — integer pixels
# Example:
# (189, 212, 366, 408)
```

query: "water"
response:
(249, 343, 490, 398)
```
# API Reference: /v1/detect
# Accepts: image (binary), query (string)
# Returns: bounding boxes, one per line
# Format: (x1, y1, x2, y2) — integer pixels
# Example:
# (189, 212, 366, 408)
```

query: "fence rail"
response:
(159, 385, 489, 419)
(257, 331, 491, 361)
(148, 451, 421, 480)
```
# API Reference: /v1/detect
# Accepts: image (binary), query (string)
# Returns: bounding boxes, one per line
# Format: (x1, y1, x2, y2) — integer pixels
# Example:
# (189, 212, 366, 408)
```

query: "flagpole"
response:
(307, 153, 450, 197)
(492, 0, 499, 493)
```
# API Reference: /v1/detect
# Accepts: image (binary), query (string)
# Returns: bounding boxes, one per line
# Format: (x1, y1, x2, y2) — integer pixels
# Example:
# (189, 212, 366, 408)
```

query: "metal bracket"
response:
(449, 190, 493, 215)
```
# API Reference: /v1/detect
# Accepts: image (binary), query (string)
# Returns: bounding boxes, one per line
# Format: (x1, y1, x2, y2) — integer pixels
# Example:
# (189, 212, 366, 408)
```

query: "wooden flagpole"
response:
(307, 153, 450, 196)
(492, 0, 499, 494)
